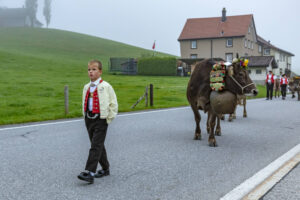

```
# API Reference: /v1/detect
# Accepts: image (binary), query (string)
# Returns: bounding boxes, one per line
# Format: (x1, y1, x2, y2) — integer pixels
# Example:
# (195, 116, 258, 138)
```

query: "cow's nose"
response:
(252, 89, 258, 96)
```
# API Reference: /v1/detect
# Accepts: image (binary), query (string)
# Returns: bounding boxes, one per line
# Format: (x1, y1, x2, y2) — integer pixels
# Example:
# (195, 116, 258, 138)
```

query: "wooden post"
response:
(150, 84, 153, 106)
(145, 85, 148, 107)
(64, 85, 69, 115)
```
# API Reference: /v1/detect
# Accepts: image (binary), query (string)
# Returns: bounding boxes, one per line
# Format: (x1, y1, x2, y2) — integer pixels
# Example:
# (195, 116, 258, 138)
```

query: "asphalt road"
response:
(0, 96, 299, 200)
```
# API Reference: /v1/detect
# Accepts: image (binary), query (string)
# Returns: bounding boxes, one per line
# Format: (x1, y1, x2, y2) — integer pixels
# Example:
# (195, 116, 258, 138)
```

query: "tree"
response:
(25, 0, 38, 27)
(43, 0, 52, 28)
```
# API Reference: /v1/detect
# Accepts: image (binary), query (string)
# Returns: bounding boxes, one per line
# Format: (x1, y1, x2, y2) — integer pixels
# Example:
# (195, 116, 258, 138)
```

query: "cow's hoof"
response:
(220, 116, 225, 120)
(215, 130, 221, 136)
(228, 118, 233, 122)
(208, 139, 218, 147)
(243, 114, 247, 118)
(194, 133, 201, 140)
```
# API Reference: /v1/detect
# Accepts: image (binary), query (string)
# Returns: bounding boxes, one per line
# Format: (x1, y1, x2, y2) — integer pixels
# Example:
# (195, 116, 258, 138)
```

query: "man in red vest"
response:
(78, 60, 118, 184)
(265, 70, 274, 100)
(280, 74, 289, 100)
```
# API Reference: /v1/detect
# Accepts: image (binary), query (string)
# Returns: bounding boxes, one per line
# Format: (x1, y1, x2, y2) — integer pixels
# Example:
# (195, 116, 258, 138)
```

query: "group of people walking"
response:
(265, 70, 289, 100)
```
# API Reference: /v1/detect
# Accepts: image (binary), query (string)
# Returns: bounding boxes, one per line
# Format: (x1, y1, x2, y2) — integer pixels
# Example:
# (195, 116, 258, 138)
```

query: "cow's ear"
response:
(228, 66, 234, 76)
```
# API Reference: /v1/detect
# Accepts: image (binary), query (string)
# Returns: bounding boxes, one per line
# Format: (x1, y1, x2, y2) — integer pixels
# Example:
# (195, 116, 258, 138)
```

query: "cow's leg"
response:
(243, 98, 247, 118)
(220, 114, 225, 120)
(215, 115, 221, 136)
(208, 112, 218, 147)
(191, 103, 201, 140)
(229, 105, 237, 121)
(206, 111, 210, 134)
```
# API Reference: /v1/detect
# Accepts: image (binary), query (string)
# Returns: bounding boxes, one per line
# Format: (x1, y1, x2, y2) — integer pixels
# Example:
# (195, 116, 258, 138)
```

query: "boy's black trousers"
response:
(84, 116, 110, 173)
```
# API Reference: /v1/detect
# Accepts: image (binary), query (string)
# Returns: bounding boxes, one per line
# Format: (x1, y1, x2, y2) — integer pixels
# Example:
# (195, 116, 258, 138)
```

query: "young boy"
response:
(78, 60, 118, 184)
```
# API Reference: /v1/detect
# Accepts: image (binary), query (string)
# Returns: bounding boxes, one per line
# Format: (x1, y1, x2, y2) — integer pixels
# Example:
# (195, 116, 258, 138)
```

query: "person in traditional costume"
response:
(265, 70, 274, 100)
(280, 74, 289, 100)
(78, 60, 118, 184)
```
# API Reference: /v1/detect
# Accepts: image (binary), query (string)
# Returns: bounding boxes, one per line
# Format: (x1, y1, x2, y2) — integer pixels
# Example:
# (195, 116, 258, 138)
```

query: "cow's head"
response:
(226, 58, 258, 96)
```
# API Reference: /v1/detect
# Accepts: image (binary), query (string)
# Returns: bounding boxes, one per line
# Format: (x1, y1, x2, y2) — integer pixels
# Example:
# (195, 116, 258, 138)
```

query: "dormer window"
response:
(258, 45, 262, 53)
(226, 38, 233, 47)
(264, 48, 270, 55)
(191, 40, 197, 49)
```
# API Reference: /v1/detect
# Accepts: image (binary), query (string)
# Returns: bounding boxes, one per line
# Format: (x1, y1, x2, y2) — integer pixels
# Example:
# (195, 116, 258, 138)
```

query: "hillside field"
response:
(0, 28, 265, 125)
(0, 28, 190, 125)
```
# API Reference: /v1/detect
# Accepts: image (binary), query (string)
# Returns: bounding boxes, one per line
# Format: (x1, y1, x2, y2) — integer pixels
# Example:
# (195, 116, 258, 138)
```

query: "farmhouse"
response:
(178, 8, 294, 82)
(0, 7, 42, 28)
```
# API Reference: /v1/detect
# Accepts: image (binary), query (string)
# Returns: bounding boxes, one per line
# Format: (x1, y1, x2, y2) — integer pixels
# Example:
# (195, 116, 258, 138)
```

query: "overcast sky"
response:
(1, 0, 300, 74)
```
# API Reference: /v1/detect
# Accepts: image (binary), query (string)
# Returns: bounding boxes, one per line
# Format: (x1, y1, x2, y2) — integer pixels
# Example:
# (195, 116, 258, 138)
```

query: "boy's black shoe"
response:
(77, 172, 94, 184)
(95, 169, 110, 178)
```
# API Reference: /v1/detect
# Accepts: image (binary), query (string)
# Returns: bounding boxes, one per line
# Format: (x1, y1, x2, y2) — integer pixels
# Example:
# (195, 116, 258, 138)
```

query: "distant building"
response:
(178, 8, 294, 82)
(0, 7, 43, 28)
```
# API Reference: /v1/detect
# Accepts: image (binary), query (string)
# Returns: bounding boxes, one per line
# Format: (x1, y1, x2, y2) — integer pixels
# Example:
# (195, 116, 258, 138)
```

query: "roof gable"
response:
(0, 8, 27, 18)
(244, 56, 278, 68)
(178, 14, 254, 41)
(257, 35, 294, 56)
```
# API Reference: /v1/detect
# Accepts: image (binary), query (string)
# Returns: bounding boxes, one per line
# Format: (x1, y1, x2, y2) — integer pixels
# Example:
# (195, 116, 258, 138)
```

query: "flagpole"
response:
(152, 40, 156, 57)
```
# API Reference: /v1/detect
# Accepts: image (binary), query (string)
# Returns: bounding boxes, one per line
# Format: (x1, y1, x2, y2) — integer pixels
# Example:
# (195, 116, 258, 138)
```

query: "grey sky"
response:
(1, 0, 300, 74)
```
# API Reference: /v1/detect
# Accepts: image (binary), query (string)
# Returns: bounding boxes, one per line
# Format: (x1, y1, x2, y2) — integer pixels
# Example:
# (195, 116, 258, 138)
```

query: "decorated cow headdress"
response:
(232, 58, 249, 70)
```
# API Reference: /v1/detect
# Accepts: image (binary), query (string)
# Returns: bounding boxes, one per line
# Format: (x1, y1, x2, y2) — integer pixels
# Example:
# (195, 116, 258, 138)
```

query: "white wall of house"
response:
(248, 66, 269, 85)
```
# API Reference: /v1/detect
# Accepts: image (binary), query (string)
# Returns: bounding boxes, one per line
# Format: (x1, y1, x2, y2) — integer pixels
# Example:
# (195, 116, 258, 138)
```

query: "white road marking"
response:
(244, 153, 300, 200)
(220, 143, 300, 200)
(0, 107, 189, 131)
(0, 97, 266, 132)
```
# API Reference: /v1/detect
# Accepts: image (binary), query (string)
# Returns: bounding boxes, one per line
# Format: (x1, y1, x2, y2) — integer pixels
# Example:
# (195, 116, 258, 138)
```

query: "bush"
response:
(137, 57, 177, 76)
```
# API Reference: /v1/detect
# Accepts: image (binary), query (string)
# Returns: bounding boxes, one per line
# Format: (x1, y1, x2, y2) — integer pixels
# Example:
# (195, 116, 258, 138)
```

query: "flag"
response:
(152, 40, 156, 50)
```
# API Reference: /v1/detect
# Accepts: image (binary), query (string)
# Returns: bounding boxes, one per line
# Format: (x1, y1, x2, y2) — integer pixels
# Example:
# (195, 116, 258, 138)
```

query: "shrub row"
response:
(137, 57, 177, 76)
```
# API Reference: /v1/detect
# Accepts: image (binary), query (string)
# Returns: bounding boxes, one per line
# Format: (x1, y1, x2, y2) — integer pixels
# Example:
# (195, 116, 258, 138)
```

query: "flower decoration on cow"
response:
(210, 62, 226, 91)
(232, 58, 249, 70)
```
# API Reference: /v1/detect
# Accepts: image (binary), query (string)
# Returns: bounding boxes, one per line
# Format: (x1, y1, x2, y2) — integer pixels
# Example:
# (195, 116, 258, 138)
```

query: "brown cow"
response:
(288, 77, 300, 100)
(187, 59, 258, 147)
(274, 78, 281, 98)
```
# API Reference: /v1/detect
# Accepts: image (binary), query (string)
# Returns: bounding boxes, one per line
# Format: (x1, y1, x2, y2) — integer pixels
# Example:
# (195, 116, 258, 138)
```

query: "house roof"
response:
(257, 35, 294, 56)
(0, 7, 43, 27)
(178, 14, 254, 41)
(244, 56, 278, 68)
(179, 58, 224, 65)
(0, 8, 27, 18)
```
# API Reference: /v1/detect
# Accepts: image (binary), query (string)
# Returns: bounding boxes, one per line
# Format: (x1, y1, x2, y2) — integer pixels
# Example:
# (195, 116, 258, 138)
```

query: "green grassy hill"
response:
(0, 27, 189, 125)
(0, 27, 170, 69)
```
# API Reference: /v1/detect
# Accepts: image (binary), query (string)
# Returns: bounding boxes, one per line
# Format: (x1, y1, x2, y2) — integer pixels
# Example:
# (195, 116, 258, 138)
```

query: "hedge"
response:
(137, 57, 177, 76)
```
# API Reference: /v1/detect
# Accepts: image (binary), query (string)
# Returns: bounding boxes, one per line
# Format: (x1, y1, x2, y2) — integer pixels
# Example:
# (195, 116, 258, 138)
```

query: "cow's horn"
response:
(228, 66, 234, 76)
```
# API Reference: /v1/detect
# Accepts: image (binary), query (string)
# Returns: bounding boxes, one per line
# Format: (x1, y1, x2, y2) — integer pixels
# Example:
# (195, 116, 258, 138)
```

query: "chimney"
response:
(222, 8, 227, 22)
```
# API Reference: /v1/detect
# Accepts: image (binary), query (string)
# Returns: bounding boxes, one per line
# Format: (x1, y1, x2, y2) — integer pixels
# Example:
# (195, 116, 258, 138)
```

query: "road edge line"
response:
(243, 152, 300, 200)
(220, 143, 300, 200)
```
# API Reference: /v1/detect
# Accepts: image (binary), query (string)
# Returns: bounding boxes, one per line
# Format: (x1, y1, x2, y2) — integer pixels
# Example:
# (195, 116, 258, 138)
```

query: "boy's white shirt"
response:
(82, 78, 118, 124)
(88, 78, 101, 111)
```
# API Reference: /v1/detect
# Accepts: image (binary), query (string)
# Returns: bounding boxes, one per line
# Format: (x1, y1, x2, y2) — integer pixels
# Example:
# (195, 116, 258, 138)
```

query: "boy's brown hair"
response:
(88, 60, 102, 70)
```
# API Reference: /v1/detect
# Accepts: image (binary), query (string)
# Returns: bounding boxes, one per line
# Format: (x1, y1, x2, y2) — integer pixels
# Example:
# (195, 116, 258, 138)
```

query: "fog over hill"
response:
(1, 0, 299, 74)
